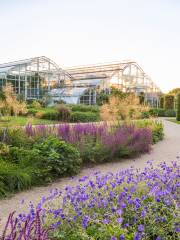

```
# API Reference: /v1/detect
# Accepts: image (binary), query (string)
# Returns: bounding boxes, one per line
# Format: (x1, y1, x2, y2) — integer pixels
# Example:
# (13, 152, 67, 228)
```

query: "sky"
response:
(0, 0, 180, 92)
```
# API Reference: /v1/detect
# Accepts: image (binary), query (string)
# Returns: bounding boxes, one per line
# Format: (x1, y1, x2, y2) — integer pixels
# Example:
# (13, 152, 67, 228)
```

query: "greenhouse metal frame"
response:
(0, 56, 161, 106)
(0, 56, 72, 100)
(65, 61, 161, 106)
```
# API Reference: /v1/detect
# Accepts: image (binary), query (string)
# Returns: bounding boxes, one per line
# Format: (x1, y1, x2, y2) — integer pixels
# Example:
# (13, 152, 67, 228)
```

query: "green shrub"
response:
(140, 111, 150, 119)
(27, 108, 39, 116)
(56, 104, 71, 121)
(40, 109, 59, 120)
(164, 95, 174, 110)
(149, 108, 165, 117)
(176, 93, 180, 121)
(151, 122, 164, 143)
(78, 139, 107, 164)
(0, 128, 33, 148)
(96, 92, 109, 106)
(33, 137, 82, 177)
(70, 104, 99, 113)
(70, 111, 99, 122)
(28, 100, 42, 109)
(148, 108, 176, 117)
(164, 109, 176, 117)
(0, 160, 31, 197)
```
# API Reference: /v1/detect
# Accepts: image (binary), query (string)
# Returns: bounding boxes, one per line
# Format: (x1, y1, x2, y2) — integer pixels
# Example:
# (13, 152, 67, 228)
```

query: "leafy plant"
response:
(70, 111, 99, 122)
(33, 137, 82, 177)
(0, 160, 31, 197)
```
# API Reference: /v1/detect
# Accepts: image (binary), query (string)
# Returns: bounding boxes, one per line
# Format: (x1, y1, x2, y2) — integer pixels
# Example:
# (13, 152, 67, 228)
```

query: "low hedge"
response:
(69, 104, 99, 113)
(142, 108, 176, 118)
(37, 109, 59, 120)
(70, 111, 99, 122)
(27, 105, 100, 123)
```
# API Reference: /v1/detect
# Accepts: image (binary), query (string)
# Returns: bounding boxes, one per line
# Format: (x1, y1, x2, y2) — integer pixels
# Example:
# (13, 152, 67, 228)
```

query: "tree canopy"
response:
(168, 88, 180, 95)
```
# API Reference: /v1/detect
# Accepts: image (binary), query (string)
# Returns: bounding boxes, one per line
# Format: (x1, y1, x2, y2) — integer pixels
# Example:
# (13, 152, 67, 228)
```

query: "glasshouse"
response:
(0, 56, 161, 105)
(0, 56, 72, 99)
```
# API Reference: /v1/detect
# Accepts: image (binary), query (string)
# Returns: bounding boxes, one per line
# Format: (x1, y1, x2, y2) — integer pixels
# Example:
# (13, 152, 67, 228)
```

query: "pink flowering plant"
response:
(1, 160, 179, 240)
(25, 122, 153, 163)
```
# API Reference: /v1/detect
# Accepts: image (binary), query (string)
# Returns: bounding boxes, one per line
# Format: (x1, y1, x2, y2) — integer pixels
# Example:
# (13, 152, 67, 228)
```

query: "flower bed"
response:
(25, 122, 153, 163)
(1, 161, 179, 239)
(0, 120, 163, 198)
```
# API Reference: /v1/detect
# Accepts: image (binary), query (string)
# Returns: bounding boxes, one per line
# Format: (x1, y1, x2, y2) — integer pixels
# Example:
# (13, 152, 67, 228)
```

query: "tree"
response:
(176, 93, 180, 121)
(164, 95, 174, 110)
(168, 88, 180, 95)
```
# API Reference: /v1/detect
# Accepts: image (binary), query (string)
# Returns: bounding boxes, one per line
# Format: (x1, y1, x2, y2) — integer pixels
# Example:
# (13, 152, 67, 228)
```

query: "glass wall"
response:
(0, 57, 71, 100)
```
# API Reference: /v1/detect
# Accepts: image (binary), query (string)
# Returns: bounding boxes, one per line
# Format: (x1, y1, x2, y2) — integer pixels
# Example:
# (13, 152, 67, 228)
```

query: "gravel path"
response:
(0, 119, 180, 230)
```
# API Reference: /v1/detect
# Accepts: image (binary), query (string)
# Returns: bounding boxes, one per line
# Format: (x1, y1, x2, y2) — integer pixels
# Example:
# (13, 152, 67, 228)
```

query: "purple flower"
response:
(116, 209, 123, 215)
(134, 232, 142, 240)
(119, 234, 125, 240)
(111, 237, 117, 240)
(82, 215, 89, 229)
(138, 224, 144, 232)
(103, 218, 110, 224)
(116, 217, 123, 224)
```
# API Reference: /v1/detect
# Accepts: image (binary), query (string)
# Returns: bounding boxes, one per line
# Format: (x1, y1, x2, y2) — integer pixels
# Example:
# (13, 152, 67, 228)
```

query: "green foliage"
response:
(0, 119, 163, 198)
(149, 108, 165, 117)
(140, 111, 150, 119)
(28, 100, 42, 109)
(26, 104, 100, 123)
(160, 96, 164, 108)
(110, 87, 129, 98)
(0, 136, 82, 197)
(70, 104, 99, 113)
(0, 128, 33, 148)
(0, 160, 31, 198)
(27, 108, 39, 116)
(70, 111, 99, 122)
(176, 93, 180, 121)
(0, 128, 33, 147)
(164, 95, 174, 110)
(164, 109, 176, 117)
(33, 137, 82, 177)
(144, 108, 176, 118)
(78, 139, 107, 164)
(39, 109, 59, 120)
(168, 87, 180, 95)
(96, 92, 109, 106)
